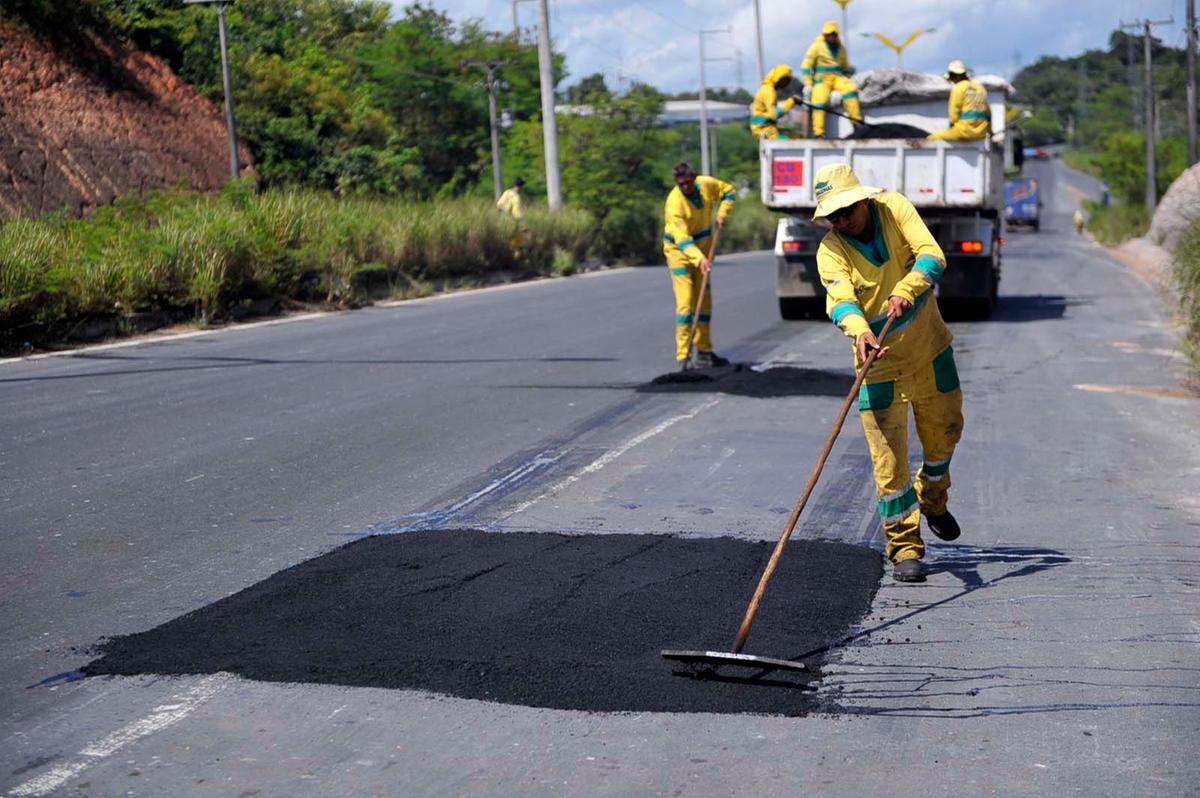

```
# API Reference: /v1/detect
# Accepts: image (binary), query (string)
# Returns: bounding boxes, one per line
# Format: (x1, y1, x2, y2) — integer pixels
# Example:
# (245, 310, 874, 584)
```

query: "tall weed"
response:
(1174, 222, 1200, 377)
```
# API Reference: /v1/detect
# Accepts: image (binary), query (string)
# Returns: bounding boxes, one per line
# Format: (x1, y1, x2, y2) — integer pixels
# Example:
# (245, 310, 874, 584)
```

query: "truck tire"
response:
(779, 297, 824, 320)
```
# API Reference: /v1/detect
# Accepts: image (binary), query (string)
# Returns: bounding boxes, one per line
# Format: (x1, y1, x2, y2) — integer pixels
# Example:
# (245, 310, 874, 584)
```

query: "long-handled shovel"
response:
(681, 227, 721, 369)
(662, 316, 897, 674)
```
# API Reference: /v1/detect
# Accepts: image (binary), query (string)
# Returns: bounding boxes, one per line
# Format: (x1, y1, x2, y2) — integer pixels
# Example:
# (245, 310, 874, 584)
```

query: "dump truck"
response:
(765, 69, 1015, 320)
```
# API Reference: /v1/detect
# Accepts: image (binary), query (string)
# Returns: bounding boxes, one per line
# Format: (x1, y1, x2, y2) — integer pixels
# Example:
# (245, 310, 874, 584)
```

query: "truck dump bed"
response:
(760, 138, 1004, 213)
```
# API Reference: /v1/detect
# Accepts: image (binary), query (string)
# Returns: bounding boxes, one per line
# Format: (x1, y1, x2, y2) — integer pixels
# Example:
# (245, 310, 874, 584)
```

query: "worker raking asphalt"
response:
(83, 530, 881, 715)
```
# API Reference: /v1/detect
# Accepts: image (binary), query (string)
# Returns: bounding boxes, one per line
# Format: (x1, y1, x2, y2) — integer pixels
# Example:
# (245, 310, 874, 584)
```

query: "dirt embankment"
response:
(0, 18, 253, 218)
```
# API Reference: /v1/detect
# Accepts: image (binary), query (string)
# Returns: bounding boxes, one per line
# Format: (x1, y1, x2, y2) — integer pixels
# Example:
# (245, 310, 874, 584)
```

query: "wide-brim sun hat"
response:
(812, 163, 880, 222)
(944, 59, 969, 80)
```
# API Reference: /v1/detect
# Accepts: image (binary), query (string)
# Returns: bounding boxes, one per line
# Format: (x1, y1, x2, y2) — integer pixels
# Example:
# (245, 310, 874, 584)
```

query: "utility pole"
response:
(511, 0, 533, 40)
(833, 0, 852, 40)
(698, 28, 732, 176)
(1076, 59, 1087, 146)
(1122, 17, 1173, 210)
(710, 126, 719, 176)
(469, 61, 508, 200)
(1188, 0, 1197, 166)
(1127, 31, 1140, 130)
(184, 0, 240, 181)
(535, 0, 562, 210)
(753, 0, 765, 81)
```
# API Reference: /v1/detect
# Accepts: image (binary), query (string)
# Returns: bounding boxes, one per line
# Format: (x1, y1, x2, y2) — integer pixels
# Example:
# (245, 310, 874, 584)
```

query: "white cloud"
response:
(391, 0, 1185, 92)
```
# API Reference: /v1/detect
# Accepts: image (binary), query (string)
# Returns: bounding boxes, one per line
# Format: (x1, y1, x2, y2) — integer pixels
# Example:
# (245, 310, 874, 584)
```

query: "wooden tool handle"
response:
(683, 227, 721, 365)
(732, 315, 896, 654)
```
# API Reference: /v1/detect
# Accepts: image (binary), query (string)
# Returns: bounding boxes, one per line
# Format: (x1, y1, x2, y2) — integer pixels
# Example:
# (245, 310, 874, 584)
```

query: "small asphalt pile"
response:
(84, 530, 882, 715)
(642, 365, 856, 398)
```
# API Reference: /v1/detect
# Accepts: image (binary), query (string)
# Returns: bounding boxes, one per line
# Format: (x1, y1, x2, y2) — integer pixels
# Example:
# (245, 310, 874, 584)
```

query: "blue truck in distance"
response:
(1005, 177, 1039, 231)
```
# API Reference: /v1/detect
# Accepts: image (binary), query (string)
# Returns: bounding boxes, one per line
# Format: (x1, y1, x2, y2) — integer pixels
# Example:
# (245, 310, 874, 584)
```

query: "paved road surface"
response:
(3, 158, 1198, 796)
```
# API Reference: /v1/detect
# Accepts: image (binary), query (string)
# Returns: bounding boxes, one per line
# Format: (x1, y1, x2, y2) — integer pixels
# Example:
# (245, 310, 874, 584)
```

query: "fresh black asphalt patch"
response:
(84, 530, 882, 715)
(642, 365, 855, 398)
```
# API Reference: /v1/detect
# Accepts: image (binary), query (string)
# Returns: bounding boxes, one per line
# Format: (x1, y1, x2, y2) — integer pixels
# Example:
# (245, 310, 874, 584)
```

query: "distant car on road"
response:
(1005, 177, 1040, 232)
(1021, 147, 1052, 160)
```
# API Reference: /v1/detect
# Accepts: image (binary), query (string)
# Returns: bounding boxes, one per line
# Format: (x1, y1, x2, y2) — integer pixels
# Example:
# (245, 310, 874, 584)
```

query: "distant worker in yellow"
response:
(928, 61, 991, 141)
(750, 64, 799, 140)
(496, 176, 525, 219)
(801, 21, 862, 138)
(496, 177, 527, 259)
(663, 163, 737, 369)
(1074, 209, 1085, 235)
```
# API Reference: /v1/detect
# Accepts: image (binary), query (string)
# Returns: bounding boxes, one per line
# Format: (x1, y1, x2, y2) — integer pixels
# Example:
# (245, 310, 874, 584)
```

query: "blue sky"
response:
(393, 0, 1189, 94)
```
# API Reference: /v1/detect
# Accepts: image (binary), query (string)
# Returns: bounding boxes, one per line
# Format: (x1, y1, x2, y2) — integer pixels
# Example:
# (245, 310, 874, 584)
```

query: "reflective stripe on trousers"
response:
(666, 253, 713, 360)
(858, 346, 964, 562)
(810, 75, 862, 137)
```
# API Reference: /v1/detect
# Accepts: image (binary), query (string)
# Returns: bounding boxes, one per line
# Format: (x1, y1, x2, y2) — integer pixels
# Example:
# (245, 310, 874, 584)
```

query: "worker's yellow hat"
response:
(944, 60, 969, 79)
(811, 163, 880, 222)
(822, 20, 839, 35)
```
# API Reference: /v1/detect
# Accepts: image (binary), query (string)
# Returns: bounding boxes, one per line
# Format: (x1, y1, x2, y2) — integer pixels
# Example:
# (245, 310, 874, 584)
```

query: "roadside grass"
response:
(721, 196, 778, 253)
(0, 184, 592, 351)
(0, 186, 780, 353)
(1174, 222, 1200, 378)
(1084, 199, 1150, 246)
(1062, 147, 1101, 178)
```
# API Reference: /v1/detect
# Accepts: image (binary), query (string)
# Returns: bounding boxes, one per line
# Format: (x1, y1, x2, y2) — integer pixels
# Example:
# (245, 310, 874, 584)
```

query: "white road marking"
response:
(442, 452, 564, 516)
(502, 397, 722, 517)
(0, 267, 635, 367)
(9, 674, 230, 797)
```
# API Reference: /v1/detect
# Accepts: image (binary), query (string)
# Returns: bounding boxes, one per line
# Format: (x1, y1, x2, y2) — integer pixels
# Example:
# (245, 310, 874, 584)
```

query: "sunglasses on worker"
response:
(826, 202, 857, 222)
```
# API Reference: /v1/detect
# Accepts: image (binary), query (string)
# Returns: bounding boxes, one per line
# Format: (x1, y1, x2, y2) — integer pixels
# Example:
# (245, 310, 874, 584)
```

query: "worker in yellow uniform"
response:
(813, 163, 964, 583)
(496, 176, 527, 258)
(801, 21, 862, 138)
(750, 64, 799, 140)
(928, 61, 991, 141)
(663, 162, 737, 369)
(1073, 209, 1086, 234)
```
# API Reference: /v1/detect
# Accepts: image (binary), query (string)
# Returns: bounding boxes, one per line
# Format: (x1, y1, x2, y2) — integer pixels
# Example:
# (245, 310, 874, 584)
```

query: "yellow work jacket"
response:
(800, 36, 852, 87)
(750, 65, 797, 138)
(663, 176, 737, 266)
(816, 192, 951, 382)
(946, 79, 991, 137)
(497, 187, 523, 219)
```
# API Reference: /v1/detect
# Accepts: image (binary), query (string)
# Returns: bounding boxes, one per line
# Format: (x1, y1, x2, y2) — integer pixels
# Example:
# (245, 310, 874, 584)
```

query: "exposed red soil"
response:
(0, 19, 253, 217)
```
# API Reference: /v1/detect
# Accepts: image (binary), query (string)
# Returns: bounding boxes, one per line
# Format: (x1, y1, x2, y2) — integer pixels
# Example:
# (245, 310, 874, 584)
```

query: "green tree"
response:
(505, 89, 675, 260)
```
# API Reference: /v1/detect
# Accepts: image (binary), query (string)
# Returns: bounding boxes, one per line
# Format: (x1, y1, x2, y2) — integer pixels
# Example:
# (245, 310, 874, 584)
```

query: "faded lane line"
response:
(502, 396, 723, 518)
(8, 674, 230, 798)
(0, 267, 636, 367)
(1074, 383, 1198, 400)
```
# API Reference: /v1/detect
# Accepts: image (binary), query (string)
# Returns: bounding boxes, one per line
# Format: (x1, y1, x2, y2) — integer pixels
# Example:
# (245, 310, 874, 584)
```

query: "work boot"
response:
(925, 509, 961, 541)
(893, 559, 925, 583)
(692, 350, 729, 368)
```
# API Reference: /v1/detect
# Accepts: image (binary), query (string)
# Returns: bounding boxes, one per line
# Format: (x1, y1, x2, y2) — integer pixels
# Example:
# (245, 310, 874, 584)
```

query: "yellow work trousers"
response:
(928, 121, 990, 141)
(751, 124, 797, 141)
(858, 346, 964, 563)
(666, 253, 713, 361)
(810, 76, 862, 137)
(510, 224, 528, 260)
